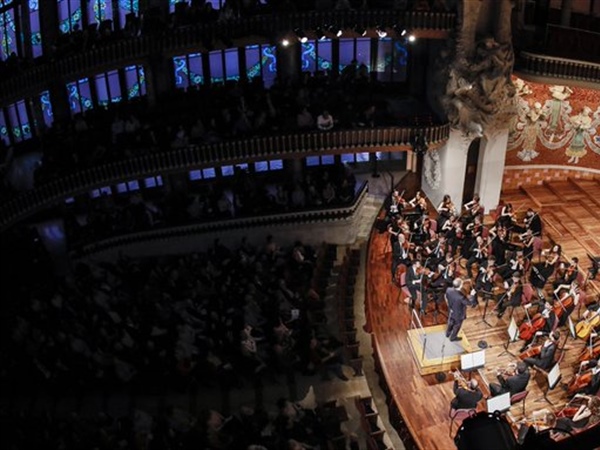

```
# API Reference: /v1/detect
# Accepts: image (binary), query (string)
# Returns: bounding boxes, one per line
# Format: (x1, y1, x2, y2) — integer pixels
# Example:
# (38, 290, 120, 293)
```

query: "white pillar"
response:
(421, 128, 472, 210)
(475, 129, 509, 213)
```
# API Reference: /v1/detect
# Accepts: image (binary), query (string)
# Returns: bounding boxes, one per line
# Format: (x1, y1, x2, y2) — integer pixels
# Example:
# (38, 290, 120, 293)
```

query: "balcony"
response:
(0, 124, 449, 231)
(516, 51, 600, 85)
(0, 10, 455, 105)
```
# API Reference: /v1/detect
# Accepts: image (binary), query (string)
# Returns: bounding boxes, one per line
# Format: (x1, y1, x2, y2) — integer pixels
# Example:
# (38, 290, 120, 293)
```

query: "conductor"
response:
(445, 278, 477, 342)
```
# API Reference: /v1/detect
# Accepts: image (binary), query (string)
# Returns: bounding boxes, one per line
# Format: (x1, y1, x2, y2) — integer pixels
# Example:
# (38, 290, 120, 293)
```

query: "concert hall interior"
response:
(1, 1, 600, 450)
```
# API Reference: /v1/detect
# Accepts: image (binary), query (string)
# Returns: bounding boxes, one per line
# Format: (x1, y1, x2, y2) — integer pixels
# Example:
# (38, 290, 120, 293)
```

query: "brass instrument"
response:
(496, 362, 517, 378)
(450, 368, 470, 389)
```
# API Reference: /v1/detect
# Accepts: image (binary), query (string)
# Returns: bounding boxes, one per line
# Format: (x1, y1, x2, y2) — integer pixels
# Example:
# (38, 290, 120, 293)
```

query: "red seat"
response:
(510, 390, 529, 415)
(449, 407, 476, 437)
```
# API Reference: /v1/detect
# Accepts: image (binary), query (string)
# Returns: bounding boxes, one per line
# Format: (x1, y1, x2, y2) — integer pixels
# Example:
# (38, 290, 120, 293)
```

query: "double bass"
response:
(575, 309, 600, 341)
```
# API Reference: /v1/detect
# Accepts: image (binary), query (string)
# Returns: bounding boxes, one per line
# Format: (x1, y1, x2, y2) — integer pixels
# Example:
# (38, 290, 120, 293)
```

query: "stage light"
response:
(316, 27, 326, 40)
(401, 29, 407, 36)
(281, 39, 290, 47)
(294, 28, 308, 44)
(376, 26, 387, 38)
(408, 34, 416, 42)
(354, 24, 367, 36)
(336, 28, 343, 37)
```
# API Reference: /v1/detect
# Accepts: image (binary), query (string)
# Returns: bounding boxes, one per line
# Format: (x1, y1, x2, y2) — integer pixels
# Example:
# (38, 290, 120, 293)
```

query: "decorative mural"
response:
(506, 77, 600, 168)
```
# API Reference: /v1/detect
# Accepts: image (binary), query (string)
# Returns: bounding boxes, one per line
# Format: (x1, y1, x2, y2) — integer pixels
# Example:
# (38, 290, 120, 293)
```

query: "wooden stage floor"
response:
(365, 179, 600, 449)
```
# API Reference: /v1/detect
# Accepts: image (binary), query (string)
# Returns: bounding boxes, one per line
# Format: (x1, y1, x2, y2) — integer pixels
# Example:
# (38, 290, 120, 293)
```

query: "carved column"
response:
(474, 129, 509, 213)
(421, 129, 472, 209)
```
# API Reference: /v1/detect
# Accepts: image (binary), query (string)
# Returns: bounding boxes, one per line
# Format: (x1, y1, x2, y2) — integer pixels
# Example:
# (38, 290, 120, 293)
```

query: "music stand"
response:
(479, 289, 495, 328)
(487, 392, 511, 414)
(460, 350, 486, 379)
(499, 317, 519, 357)
(539, 363, 562, 405)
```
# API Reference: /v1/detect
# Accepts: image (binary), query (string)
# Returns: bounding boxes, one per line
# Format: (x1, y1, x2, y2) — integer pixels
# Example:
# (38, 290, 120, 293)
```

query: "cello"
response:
(567, 368, 594, 397)
(519, 303, 548, 342)
(575, 309, 600, 341)
(577, 339, 600, 364)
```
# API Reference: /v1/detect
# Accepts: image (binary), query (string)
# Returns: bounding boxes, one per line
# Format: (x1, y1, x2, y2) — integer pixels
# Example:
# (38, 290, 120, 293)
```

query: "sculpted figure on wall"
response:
(443, 0, 517, 138)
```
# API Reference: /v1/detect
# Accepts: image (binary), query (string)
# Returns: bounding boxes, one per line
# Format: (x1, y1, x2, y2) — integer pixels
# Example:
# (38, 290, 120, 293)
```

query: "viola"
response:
(567, 371, 594, 397)
(519, 344, 542, 360)
(519, 314, 547, 342)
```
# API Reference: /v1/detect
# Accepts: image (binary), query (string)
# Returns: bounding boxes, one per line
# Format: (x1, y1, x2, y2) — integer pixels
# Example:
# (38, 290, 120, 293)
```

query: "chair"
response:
(533, 237, 543, 261)
(522, 283, 534, 305)
(510, 390, 529, 415)
(449, 407, 476, 437)
(399, 270, 421, 306)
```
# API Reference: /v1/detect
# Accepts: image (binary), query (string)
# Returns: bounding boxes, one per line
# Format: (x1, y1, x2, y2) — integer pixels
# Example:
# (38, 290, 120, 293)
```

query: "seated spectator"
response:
(297, 107, 315, 130)
(316, 110, 334, 130)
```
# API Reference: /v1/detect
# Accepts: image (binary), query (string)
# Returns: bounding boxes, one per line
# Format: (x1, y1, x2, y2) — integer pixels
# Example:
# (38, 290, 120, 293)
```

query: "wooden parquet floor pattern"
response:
(365, 178, 600, 449)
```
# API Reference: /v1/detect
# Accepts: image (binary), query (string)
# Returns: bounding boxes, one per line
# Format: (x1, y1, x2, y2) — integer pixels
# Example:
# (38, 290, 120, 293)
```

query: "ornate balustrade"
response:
(0, 124, 449, 231)
(73, 180, 369, 258)
(516, 51, 600, 84)
(0, 10, 455, 104)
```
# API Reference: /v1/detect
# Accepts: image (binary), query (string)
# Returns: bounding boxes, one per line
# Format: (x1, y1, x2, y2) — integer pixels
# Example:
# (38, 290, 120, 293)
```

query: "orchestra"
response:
(383, 187, 600, 442)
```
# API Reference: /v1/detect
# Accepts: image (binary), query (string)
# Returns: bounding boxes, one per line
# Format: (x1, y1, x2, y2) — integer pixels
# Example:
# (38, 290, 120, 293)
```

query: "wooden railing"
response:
(0, 124, 449, 231)
(0, 10, 455, 104)
(516, 51, 600, 84)
(74, 181, 369, 258)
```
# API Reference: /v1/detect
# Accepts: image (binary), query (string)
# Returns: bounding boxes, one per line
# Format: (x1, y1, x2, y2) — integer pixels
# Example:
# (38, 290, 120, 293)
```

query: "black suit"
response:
(451, 380, 483, 409)
(490, 370, 530, 397)
(524, 341, 557, 370)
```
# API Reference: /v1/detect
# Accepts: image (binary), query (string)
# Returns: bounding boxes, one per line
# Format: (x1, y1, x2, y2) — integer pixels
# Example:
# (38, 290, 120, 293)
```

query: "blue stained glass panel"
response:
(6, 103, 21, 142)
(125, 65, 145, 98)
(88, 0, 113, 24)
(224, 49, 239, 81)
(321, 155, 335, 165)
(173, 56, 189, 89)
(58, 0, 83, 34)
(116, 182, 127, 193)
(29, 1, 43, 58)
(209, 51, 224, 84)
(254, 161, 268, 172)
(202, 168, 216, 178)
(188, 53, 203, 86)
(261, 45, 277, 87)
(301, 41, 317, 73)
(0, 10, 17, 60)
(316, 39, 332, 71)
(118, 0, 138, 29)
(339, 39, 354, 72)
(95, 74, 110, 106)
(0, 112, 9, 145)
(269, 160, 283, 170)
(221, 165, 234, 176)
(245, 45, 260, 79)
(127, 180, 139, 190)
(375, 38, 392, 81)
(189, 169, 202, 181)
(40, 91, 54, 127)
(356, 38, 371, 71)
(306, 156, 319, 167)
(107, 69, 122, 102)
(341, 153, 355, 163)
(17, 100, 32, 140)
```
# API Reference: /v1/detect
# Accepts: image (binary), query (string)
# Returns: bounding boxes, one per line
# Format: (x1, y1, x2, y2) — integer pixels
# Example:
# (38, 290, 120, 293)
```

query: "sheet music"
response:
(461, 350, 486, 371)
(508, 317, 519, 342)
(568, 317, 576, 338)
(548, 363, 561, 389)
(487, 392, 511, 413)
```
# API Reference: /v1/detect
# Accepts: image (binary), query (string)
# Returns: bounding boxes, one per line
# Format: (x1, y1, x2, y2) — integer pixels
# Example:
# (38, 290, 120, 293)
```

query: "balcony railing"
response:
(0, 124, 449, 231)
(545, 24, 600, 64)
(0, 10, 455, 104)
(516, 51, 600, 84)
(74, 181, 369, 258)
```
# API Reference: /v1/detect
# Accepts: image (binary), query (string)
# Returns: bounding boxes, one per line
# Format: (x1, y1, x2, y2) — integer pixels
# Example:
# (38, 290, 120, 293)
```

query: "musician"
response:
(437, 194, 456, 228)
(499, 251, 525, 281)
(553, 281, 580, 327)
(523, 330, 559, 370)
(409, 190, 427, 215)
(451, 378, 483, 410)
(530, 255, 555, 301)
(490, 225, 509, 266)
(519, 306, 557, 352)
(520, 230, 536, 263)
(490, 361, 530, 397)
(422, 235, 446, 268)
(498, 203, 516, 229)
(554, 395, 600, 434)
(475, 260, 496, 294)
(515, 208, 542, 237)
(496, 272, 524, 319)
(463, 194, 482, 218)
(391, 232, 410, 284)
(445, 278, 477, 341)
(466, 236, 487, 279)
(541, 244, 562, 267)
(389, 190, 406, 216)
(553, 257, 579, 290)
(405, 260, 423, 308)
(571, 360, 600, 397)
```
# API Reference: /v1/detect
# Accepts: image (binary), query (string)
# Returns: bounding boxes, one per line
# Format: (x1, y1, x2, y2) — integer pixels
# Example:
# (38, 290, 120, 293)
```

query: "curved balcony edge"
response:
(73, 180, 369, 260)
(0, 10, 456, 105)
(515, 51, 600, 86)
(0, 124, 449, 232)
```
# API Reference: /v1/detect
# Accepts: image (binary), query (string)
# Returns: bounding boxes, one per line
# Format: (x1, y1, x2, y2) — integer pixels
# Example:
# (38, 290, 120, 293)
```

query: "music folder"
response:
(460, 350, 486, 371)
(487, 392, 511, 413)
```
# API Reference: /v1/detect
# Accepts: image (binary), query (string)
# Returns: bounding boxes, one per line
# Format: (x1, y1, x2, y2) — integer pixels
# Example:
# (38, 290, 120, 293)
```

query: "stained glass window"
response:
(125, 65, 146, 99)
(0, 110, 9, 145)
(209, 51, 224, 84)
(375, 38, 408, 82)
(95, 70, 121, 106)
(58, 0, 82, 34)
(5, 100, 32, 143)
(301, 39, 333, 72)
(39, 90, 54, 128)
(88, 0, 113, 25)
(172, 54, 203, 89)
(0, 9, 17, 60)
(339, 38, 371, 72)
(29, 0, 43, 58)
(245, 44, 277, 87)
(224, 48, 239, 81)
(67, 78, 93, 114)
(118, 0, 138, 29)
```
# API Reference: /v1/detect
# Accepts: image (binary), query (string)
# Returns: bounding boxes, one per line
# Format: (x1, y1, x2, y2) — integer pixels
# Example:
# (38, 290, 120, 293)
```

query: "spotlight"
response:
(354, 24, 367, 36)
(281, 39, 290, 47)
(316, 27, 326, 41)
(393, 25, 407, 37)
(401, 29, 407, 36)
(376, 26, 387, 38)
(326, 24, 343, 37)
(294, 28, 308, 44)
(336, 28, 343, 37)
(408, 34, 416, 42)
